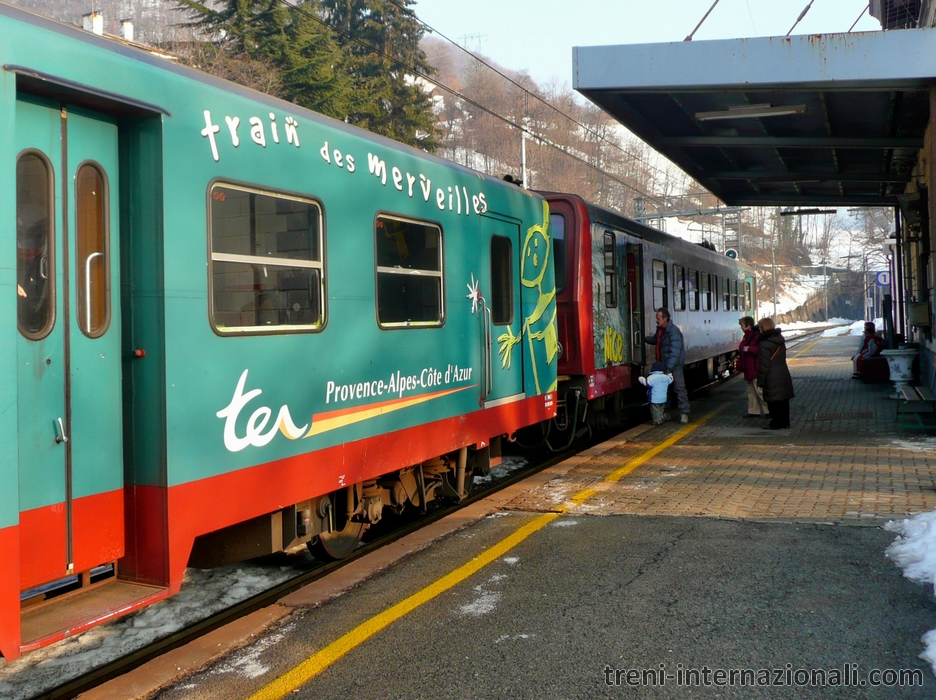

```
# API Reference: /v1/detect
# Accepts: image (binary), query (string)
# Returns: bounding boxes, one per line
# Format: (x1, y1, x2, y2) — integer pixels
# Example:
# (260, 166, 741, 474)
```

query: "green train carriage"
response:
(0, 2, 557, 660)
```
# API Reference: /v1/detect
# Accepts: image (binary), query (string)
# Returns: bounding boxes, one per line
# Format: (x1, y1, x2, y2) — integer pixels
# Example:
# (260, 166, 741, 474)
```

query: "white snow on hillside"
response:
(647, 218, 855, 322)
(759, 275, 829, 318)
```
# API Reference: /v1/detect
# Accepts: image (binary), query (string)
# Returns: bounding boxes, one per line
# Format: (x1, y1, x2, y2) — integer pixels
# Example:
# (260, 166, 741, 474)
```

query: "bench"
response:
(896, 385, 936, 432)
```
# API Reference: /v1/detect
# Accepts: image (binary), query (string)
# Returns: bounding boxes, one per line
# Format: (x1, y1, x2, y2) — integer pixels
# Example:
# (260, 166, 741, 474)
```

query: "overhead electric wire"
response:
(786, 0, 817, 36)
(684, 0, 721, 41)
(268, 0, 677, 206)
(848, 4, 868, 32)
(382, 0, 683, 191)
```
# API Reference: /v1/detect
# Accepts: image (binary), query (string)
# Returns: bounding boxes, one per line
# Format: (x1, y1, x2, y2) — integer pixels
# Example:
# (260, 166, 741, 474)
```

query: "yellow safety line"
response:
(248, 407, 723, 700)
(792, 338, 821, 358)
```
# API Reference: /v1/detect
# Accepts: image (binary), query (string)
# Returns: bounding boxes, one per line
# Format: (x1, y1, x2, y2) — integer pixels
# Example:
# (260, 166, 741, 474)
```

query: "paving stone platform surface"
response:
(507, 334, 936, 523)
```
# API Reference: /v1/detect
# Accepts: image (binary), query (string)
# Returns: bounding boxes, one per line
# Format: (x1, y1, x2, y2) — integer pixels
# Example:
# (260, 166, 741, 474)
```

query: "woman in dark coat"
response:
(756, 317, 794, 430)
(738, 316, 768, 418)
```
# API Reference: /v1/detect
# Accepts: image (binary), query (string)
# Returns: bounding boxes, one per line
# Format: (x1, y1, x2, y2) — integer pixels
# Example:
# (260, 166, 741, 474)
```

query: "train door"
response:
(15, 96, 123, 591)
(482, 217, 524, 404)
(625, 240, 646, 366)
(592, 228, 628, 369)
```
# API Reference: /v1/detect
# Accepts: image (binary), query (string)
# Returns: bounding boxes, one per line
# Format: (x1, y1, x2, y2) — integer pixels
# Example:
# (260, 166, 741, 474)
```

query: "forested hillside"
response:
(12, 0, 666, 207)
(6, 0, 892, 313)
(6, 0, 192, 42)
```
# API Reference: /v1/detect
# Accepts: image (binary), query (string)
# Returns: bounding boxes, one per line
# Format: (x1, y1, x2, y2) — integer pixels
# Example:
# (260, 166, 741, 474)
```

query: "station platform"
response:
(508, 333, 936, 524)
(87, 333, 936, 699)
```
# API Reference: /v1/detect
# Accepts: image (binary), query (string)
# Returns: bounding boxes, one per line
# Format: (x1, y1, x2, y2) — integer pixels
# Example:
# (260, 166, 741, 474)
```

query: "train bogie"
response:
(0, 5, 556, 659)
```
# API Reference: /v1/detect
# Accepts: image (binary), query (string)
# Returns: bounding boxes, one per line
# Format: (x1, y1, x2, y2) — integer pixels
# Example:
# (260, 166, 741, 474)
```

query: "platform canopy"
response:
(573, 29, 936, 207)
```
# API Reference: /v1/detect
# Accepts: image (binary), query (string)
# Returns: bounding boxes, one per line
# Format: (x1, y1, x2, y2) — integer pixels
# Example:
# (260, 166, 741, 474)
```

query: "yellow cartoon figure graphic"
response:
(497, 201, 559, 393)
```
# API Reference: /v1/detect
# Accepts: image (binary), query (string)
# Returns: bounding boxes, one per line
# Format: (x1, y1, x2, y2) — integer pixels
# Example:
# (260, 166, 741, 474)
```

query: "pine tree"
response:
(319, 0, 440, 149)
(173, 1, 354, 122)
(175, 0, 438, 149)
(173, 0, 277, 53)
(261, 3, 354, 117)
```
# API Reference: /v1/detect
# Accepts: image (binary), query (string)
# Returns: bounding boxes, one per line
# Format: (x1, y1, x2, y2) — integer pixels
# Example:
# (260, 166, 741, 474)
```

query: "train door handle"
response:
(54, 417, 68, 444)
(483, 304, 493, 399)
(478, 298, 493, 402)
(84, 252, 104, 329)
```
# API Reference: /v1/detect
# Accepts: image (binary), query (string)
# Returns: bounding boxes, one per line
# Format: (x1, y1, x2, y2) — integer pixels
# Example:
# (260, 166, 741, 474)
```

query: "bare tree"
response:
(170, 40, 286, 96)
(846, 208, 894, 270)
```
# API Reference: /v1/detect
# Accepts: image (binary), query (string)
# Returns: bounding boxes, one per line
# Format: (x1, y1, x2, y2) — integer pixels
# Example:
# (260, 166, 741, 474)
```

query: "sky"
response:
(412, 0, 882, 87)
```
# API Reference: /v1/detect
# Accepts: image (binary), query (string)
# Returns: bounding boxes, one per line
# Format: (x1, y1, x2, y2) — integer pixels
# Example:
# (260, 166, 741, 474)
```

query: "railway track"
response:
(28, 440, 593, 700)
(22, 324, 841, 699)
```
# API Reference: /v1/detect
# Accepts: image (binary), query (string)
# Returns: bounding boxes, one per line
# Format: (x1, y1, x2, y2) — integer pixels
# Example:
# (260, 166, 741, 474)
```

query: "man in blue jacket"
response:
(645, 308, 689, 423)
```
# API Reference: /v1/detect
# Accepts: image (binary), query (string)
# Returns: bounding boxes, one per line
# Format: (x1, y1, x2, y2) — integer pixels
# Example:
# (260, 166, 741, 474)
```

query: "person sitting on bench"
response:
(852, 322, 883, 379)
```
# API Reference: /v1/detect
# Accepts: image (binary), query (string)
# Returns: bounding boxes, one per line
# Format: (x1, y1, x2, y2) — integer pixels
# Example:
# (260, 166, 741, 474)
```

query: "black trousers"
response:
(766, 400, 790, 428)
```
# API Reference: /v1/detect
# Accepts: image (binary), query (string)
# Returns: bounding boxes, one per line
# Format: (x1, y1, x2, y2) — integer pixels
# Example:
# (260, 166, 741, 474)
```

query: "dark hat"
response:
(651, 361, 664, 372)
(864, 322, 876, 332)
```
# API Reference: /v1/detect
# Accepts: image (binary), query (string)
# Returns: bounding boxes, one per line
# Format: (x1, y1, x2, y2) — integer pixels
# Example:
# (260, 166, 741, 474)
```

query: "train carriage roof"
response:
(0, 2, 532, 199)
(540, 190, 754, 275)
(573, 29, 936, 208)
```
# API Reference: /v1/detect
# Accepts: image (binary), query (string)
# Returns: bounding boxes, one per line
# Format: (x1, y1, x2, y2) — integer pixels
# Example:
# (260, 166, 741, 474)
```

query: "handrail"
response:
(84, 251, 104, 330)
(481, 299, 493, 402)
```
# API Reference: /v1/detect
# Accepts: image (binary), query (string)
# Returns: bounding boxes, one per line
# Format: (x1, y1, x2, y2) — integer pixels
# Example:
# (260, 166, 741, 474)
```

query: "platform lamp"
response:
(695, 103, 807, 121)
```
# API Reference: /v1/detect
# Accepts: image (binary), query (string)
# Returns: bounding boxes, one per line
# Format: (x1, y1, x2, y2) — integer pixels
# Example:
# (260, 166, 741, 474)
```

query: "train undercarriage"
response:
(186, 354, 737, 566)
(188, 440, 502, 564)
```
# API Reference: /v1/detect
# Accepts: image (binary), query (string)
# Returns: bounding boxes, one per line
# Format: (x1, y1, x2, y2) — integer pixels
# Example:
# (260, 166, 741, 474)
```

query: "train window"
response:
(712, 275, 719, 311)
(744, 281, 753, 311)
(687, 268, 699, 311)
(490, 236, 513, 325)
(549, 213, 567, 294)
(603, 231, 617, 308)
(731, 279, 739, 311)
(652, 259, 667, 309)
(376, 215, 443, 327)
(16, 151, 55, 339)
(723, 277, 731, 310)
(209, 184, 324, 334)
(673, 265, 685, 312)
(76, 163, 110, 337)
(701, 272, 712, 311)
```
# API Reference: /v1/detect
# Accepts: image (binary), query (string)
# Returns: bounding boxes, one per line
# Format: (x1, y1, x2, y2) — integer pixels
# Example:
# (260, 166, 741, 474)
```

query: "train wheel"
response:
(443, 464, 475, 500)
(307, 486, 366, 560)
(308, 520, 366, 560)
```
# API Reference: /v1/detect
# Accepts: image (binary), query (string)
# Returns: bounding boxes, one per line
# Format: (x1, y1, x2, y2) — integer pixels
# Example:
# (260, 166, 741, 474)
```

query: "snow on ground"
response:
(765, 316, 885, 341)
(811, 317, 885, 338)
(768, 317, 856, 339)
(796, 316, 936, 677)
(885, 497, 936, 678)
(473, 455, 529, 486)
(0, 310, 900, 696)
(0, 457, 531, 698)
(0, 557, 314, 699)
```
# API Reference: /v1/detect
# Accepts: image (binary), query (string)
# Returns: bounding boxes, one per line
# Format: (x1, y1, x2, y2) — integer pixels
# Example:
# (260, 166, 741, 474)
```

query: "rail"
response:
(26, 326, 841, 698)
(35, 438, 594, 699)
